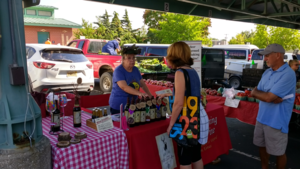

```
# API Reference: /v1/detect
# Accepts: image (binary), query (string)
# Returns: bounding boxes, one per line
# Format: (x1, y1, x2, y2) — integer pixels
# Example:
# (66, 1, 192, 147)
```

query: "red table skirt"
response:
(206, 95, 300, 126)
(112, 103, 232, 169)
(141, 84, 173, 96)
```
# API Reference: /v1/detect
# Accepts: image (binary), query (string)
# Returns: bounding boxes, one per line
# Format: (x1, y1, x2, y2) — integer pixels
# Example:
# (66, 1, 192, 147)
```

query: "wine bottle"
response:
(95, 108, 99, 119)
(104, 108, 108, 116)
(124, 97, 130, 119)
(99, 109, 103, 118)
(150, 96, 156, 121)
(145, 97, 151, 123)
(156, 97, 162, 121)
(73, 103, 81, 127)
(128, 97, 136, 127)
(134, 98, 141, 126)
(92, 108, 96, 123)
(140, 97, 146, 124)
(161, 97, 167, 120)
(51, 100, 61, 132)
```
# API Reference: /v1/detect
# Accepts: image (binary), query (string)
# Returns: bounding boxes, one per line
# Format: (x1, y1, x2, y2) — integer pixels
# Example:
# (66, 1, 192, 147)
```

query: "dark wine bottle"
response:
(150, 96, 157, 122)
(73, 103, 81, 127)
(51, 100, 61, 132)
(156, 96, 162, 121)
(145, 97, 151, 123)
(128, 97, 136, 127)
(161, 97, 167, 120)
(134, 98, 141, 126)
(92, 108, 96, 123)
(124, 96, 130, 119)
(140, 97, 146, 124)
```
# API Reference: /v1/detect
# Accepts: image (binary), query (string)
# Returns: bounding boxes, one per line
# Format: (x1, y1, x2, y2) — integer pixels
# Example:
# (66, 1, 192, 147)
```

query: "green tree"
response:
(145, 11, 212, 45)
(111, 11, 124, 38)
(121, 9, 132, 32)
(132, 25, 148, 43)
(119, 9, 136, 45)
(252, 24, 270, 48)
(252, 24, 300, 50)
(228, 33, 245, 44)
(74, 19, 96, 39)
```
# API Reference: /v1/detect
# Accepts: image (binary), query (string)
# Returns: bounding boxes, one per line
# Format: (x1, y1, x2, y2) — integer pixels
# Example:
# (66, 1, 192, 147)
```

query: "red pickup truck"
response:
(67, 39, 122, 92)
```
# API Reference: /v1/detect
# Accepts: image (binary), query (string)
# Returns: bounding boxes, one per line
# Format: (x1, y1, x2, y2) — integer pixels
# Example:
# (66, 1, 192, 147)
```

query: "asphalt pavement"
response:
(205, 117, 300, 169)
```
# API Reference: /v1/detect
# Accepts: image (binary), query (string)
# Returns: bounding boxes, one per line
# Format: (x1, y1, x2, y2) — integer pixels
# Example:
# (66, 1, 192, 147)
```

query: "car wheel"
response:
(99, 72, 113, 93)
(229, 77, 241, 89)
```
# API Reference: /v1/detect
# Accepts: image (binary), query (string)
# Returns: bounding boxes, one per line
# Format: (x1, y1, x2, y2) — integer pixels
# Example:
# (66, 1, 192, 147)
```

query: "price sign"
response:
(164, 2, 169, 12)
(94, 115, 114, 133)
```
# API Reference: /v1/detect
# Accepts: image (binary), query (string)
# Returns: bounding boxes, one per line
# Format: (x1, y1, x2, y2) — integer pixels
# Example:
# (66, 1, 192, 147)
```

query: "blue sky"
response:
(40, 0, 256, 41)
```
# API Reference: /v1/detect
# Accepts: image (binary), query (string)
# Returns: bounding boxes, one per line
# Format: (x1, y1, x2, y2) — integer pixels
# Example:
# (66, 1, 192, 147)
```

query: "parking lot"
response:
(205, 117, 300, 169)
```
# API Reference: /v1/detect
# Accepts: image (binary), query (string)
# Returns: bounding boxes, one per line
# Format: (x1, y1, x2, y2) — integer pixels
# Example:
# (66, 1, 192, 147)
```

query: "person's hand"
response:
(157, 93, 172, 99)
(273, 97, 283, 104)
(138, 92, 148, 98)
(167, 125, 172, 136)
(251, 87, 258, 97)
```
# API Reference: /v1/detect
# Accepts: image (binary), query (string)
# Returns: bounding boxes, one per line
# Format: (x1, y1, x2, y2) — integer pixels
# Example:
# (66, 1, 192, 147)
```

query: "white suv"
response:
(26, 44, 94, 94)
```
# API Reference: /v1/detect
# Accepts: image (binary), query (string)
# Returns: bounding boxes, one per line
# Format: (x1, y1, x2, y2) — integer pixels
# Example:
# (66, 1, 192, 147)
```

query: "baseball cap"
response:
(116, 37, 121, 43)
(258, 43, 285, 55)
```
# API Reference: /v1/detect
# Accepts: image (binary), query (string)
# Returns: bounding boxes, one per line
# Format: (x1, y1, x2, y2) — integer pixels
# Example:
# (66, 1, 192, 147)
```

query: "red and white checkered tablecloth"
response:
(42, 113, 129, 169)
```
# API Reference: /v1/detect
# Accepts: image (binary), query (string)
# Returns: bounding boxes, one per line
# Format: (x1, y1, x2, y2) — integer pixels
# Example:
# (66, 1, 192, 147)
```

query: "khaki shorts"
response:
(253, 121, 288, 156)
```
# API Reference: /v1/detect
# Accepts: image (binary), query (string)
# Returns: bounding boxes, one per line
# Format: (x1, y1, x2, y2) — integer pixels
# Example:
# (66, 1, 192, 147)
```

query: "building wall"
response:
(24, 26, 77, 45)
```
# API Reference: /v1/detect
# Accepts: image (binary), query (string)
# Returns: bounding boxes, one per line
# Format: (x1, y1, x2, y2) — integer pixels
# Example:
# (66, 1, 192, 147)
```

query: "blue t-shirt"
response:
(109, 65, 142, 110)
(257, 63, 296, 133)
(102, 40, 119, 55)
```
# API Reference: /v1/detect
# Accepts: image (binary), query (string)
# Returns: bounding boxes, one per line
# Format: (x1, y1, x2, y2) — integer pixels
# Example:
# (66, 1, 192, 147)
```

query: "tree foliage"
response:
(229, 24, 300, 50)
(74, 9, 213, 46)
(143, 10, 212, 46)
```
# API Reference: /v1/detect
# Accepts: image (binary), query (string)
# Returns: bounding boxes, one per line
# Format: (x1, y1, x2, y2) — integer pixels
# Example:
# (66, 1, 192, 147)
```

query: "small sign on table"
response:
(94, 115, 114, 132)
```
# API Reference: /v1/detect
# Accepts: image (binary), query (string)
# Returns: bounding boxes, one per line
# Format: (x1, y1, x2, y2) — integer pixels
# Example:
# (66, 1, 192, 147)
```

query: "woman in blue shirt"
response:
(109, 45, 152, 115)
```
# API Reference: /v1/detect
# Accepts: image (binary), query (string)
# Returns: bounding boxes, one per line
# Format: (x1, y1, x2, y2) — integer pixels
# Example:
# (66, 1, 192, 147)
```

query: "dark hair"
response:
(121, 44, 141, 55)
(166, 42, 193, 68)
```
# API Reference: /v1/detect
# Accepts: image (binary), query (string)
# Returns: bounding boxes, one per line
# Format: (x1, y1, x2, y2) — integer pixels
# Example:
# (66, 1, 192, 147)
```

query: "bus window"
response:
(224, 50, 247, 60)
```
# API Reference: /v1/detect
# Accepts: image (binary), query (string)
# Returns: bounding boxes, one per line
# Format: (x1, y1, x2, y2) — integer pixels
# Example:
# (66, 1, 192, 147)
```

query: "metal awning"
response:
(91, 0, 300, 29)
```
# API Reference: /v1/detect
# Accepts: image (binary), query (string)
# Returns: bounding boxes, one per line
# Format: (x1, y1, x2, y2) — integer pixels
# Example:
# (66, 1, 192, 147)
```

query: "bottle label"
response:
(128, 112, 135, 124)
(145, 107, 150, 121)
(150, 108, 156, 119)
(156, 109, 161, 119)
(125, 110, 129, 118)
(140, 102, 146, 108)
(136, 103, 141, 109)
(53, 114, 60, 127)
(74, 111, 81, 124)
(152, 99, 156, 105)
(162, 106, 167, 117)
(135, 111, 141, 123)
(129, 104, 136, 111)
(147, 100, 152, 107)
(140, 111, 146, 122)
(157, 99, 162, 105)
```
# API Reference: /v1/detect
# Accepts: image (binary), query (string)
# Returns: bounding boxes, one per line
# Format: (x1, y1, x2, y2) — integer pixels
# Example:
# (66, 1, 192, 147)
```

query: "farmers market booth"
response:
(38, 88, 232, 169)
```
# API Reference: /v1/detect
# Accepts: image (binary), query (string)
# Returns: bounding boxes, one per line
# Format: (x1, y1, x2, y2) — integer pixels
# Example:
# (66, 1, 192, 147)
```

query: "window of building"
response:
(38, 11, 52, 17)
(26, 10, 36, 15)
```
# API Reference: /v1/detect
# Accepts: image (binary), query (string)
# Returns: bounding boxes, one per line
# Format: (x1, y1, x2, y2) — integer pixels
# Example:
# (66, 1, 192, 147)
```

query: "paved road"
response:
(205, 117, 300, 169)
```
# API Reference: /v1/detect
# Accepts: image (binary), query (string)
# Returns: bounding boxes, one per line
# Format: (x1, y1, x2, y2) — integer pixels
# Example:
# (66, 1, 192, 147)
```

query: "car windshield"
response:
(251, 50, 264, 60)
(41, 49, 88, 63)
